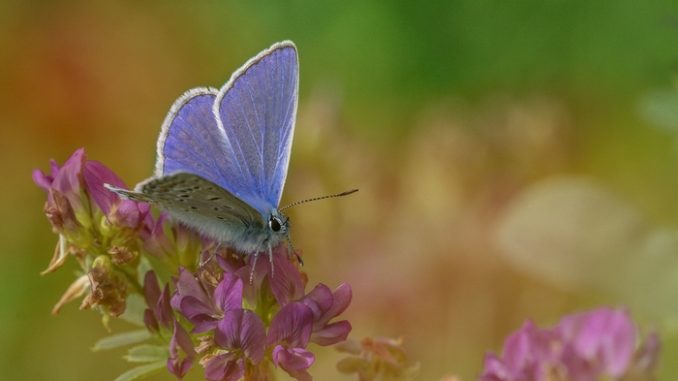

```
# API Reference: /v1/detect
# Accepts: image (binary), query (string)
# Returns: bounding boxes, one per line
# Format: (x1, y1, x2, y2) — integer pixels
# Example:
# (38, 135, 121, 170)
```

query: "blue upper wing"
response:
(154, 87, 229, 185)
(154, 41, 299, 215)
(214, 41, 298, 213)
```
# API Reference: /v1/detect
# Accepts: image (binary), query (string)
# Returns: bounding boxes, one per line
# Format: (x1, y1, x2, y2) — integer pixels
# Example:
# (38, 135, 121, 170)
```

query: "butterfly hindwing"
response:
(108, 173, 266, 247)
(155, 88, 236, 192)
(141, 172, 264, 227)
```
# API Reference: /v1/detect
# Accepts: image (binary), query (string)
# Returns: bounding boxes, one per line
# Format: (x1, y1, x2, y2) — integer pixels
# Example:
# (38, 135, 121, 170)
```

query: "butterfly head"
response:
(268, 209, 290, 237)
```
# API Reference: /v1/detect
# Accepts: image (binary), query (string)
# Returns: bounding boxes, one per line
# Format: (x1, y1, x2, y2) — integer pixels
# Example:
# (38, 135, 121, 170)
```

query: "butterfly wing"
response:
(107, 173, 266, 249)
(156, 42, 298, 216)
(154, 87, 236, 188)
(213, 41, 299, 213)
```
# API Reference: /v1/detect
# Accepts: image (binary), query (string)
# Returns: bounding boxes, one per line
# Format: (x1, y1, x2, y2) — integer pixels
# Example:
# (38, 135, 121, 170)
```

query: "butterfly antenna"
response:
(279, 189, 359, 211)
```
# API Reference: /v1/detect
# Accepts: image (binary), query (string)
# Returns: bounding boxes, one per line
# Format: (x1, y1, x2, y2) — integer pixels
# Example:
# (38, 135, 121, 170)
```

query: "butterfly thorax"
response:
(220, 208, 289, 254)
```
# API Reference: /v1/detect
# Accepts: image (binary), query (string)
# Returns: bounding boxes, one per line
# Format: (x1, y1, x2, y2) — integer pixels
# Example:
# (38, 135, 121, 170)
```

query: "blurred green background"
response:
(4, 1, 678, 380)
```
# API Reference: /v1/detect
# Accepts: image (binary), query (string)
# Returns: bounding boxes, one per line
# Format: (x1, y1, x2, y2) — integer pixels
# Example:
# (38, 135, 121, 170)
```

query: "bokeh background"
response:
(4, 1, 678, 380)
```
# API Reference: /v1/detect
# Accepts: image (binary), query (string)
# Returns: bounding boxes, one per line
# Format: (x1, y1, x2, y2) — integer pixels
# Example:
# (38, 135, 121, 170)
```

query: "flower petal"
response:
(479, 354, 512, 381)
(52, 148, 85, 196)
(167, 321, 196, 378)
(214, 273, 243, 312)
(267, 302, 314, 348)
(157, 284, 173, 328)
(272, 345, 315, 371)
(302, 284, 333, 320)
(325, 283, 352, 320)
(172, 268, 211, 310)
(178, 296, 214, 321)
(311, 320, 352, 346)
(269, 247, 306, 306)
(82, 159, 126, 214)
(32, 168, 54, 190)
(143, 271, 161, 309)
(560, 308, 635, 377)
(215, 309, 266, 364)
(203, 354, 244, 381)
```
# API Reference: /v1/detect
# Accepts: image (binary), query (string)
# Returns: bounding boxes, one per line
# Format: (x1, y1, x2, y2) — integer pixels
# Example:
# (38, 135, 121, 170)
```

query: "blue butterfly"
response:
(107, 41, 355, 265)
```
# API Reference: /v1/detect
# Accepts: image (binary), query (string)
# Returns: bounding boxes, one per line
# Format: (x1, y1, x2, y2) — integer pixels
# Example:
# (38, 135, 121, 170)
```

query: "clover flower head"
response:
(33, 148, 150, 242)
(336, 336, 420, 381)
(170, 246, 352, 380)
(34, 149, 153, 317)
(480, 307, 660, 381)
(35, 150, 355, 381)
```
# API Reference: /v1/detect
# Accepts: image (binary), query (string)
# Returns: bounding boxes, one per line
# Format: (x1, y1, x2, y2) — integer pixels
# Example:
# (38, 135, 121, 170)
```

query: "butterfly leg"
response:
(286, 239, 303, 266)
(199, 242, 220, 267)
(268, 243, 274, 279)
(103, 184, 152, 202)
(249, 253, 259, 284)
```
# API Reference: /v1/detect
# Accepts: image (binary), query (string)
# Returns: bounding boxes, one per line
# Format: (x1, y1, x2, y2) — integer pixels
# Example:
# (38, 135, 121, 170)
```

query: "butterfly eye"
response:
(269, 217, 282, 232)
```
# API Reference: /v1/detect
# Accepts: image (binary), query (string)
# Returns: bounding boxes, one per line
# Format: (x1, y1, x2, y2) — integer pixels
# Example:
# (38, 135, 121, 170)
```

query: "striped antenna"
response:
(279, 189, 358, 211)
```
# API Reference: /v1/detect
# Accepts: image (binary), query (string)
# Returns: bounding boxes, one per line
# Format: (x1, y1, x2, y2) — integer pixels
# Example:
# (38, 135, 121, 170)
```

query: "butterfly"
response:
(106, 41, 356, 267)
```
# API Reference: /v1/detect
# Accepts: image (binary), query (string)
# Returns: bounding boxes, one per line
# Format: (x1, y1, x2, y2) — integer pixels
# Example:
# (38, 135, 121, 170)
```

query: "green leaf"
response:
(124, 344, 168, 363)
(113, 361, 166, 381)
(92, 329, 151, 351)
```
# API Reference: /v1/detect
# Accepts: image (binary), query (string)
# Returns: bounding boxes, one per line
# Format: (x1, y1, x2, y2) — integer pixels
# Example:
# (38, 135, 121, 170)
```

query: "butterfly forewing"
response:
(215, 41, 298, 212)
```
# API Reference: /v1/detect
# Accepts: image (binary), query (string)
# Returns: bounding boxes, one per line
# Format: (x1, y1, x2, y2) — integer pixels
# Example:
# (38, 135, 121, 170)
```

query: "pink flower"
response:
(176, 247, 353, 380)
(81, 159, 150, 230)
(302, 283, 352, 345)
(142, 271, 173, 332)
(172, 268, 244, 333)
(480, 307, 660, 381)
(168, 320, 197, 379)
(33, 149, 88, 234)
(203, 309, 266, 381)
(267, 303, 315, 381)
(229, 245, 305, 307)
(33, 148, 150, 236)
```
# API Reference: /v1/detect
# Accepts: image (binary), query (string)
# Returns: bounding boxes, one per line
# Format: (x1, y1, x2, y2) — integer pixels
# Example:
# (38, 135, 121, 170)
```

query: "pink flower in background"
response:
(480, 307, 660, 381)
(336, 336, 420, 381)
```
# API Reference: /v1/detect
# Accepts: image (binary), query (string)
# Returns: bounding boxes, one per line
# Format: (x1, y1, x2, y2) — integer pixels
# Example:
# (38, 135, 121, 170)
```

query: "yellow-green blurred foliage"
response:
(4, 1, 678, 380)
